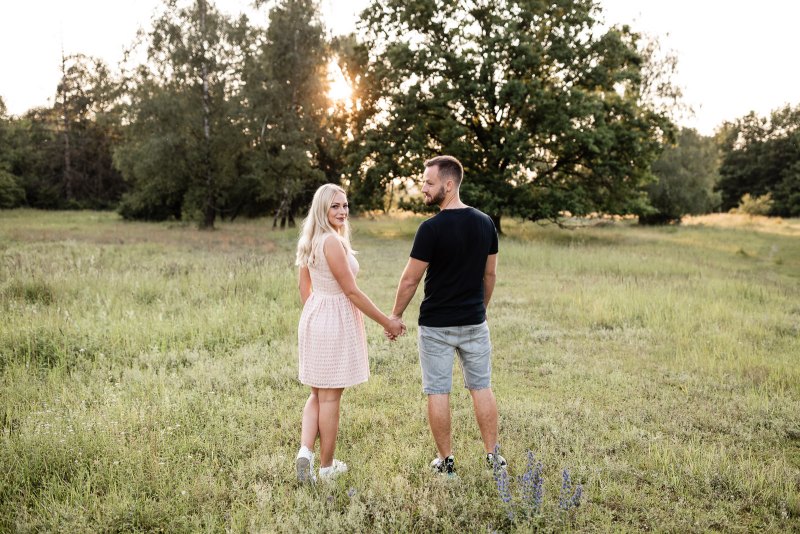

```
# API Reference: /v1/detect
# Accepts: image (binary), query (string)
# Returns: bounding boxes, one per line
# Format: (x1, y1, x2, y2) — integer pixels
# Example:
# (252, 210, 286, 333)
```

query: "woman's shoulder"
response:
(315, 232, 345, 257)
(319, 232, 342, 248)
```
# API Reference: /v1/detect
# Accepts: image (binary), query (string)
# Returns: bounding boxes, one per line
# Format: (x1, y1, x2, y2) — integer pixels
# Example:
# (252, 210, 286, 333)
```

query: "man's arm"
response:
(391, 257, 429, 318)
(483, 253, 497, 312)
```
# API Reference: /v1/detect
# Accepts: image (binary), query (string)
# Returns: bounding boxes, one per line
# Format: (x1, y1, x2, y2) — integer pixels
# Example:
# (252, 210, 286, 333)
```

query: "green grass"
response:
(1, 209, 799, 532)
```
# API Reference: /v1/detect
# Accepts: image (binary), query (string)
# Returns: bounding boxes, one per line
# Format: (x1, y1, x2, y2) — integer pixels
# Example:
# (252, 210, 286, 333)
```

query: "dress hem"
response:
(299, 377, 369, 389)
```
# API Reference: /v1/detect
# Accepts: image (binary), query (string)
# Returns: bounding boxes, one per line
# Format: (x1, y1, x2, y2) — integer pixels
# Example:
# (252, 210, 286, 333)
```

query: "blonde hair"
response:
(295, 183, 355, 267)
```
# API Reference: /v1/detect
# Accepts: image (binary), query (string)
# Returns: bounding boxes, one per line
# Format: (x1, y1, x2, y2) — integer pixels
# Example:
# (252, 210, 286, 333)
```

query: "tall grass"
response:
(1, 209, 798, 532)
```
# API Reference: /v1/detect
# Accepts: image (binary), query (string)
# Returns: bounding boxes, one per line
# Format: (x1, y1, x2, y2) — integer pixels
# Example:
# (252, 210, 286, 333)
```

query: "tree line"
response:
(0, 0, 798, 228)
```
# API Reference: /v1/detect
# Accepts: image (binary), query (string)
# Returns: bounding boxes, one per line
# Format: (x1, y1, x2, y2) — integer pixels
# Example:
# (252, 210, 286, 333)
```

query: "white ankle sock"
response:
(297, 445, 313, 460)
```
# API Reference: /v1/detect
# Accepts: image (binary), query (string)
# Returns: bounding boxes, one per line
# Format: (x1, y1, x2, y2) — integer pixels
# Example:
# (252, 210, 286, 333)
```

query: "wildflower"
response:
(559, 468, 583, 511)
(492, 445, 514, 520)
(559, 468, 573, 510)
(571, 484, 583, 508)
(519, 450, 543, 516)
(492, 449, 584, 523)
(495, 469, 512, 504)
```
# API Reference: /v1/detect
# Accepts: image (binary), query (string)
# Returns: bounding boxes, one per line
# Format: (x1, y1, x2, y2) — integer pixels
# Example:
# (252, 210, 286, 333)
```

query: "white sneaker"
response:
(296, 451, 316, 483)
(318, 459, 348, 482)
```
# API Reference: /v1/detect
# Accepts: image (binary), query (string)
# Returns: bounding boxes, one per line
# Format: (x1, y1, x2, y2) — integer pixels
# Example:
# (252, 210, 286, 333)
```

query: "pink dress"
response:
(298, 233, 369, 388)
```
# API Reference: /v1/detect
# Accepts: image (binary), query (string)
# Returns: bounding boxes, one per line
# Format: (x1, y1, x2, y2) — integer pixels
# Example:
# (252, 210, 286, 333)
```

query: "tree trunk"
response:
(199, 0, 215, 229)
(60, 52, 73, 202)
(490, 213, 502, 235)
(272, 187, 296, 229)
(385, 179, 394, 212)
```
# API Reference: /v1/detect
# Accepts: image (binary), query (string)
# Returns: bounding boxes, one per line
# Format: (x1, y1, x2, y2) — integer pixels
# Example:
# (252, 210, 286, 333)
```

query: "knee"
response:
(318, 388, 344, 404)
(469, 387, 495, 401)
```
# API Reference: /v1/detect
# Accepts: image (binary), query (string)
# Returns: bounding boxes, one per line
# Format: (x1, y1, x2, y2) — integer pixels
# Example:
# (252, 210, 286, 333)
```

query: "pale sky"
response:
(1, 0, 797, 136)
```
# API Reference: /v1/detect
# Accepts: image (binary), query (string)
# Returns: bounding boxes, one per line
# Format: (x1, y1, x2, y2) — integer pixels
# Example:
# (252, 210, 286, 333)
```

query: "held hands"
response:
(384, 314, 406, 341)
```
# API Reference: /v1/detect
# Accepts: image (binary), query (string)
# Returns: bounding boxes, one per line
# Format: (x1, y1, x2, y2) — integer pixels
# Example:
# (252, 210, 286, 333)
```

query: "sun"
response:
(327, 59, 353, 108)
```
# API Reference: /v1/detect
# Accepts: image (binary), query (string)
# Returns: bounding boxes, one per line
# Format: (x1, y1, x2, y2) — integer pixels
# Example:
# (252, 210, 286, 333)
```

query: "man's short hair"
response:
(425, 155, 464, 187)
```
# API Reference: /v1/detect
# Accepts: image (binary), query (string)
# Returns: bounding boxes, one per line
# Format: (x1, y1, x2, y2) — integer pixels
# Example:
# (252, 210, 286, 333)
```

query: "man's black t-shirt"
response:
(410, 207, 499, 327)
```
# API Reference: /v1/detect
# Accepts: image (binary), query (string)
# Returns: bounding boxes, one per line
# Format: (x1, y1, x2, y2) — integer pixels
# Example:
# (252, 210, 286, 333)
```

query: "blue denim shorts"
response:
(418, 321, 492, 394)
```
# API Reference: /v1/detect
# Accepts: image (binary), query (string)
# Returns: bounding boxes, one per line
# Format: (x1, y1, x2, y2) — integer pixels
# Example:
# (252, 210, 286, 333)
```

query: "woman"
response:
(294, 184, 404, 482)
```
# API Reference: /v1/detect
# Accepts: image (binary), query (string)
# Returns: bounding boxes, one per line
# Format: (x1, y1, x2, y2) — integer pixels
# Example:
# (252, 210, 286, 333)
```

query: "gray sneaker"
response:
(296, 454, 316, 483)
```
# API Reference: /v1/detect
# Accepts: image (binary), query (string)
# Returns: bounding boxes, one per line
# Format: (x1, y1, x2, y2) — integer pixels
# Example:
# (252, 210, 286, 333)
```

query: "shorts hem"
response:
(423, 389, 451, 395)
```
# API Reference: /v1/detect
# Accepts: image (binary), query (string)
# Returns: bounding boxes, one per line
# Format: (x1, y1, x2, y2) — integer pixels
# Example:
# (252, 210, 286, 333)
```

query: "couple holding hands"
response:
(294, 156, 505, 482)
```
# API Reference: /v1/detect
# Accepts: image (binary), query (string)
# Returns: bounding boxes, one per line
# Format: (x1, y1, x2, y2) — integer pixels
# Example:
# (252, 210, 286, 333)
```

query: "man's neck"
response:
(439, 194, 465, 211)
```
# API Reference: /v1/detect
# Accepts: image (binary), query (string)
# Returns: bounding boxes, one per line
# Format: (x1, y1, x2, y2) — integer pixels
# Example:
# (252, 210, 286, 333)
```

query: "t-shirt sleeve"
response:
(410, 221, 436, 262)
(489, 218, 499, 254)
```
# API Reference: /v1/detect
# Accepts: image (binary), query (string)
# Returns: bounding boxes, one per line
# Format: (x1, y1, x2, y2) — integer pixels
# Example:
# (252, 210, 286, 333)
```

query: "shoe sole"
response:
(432, 467, 456, 476)
(296, 457, 313, 483)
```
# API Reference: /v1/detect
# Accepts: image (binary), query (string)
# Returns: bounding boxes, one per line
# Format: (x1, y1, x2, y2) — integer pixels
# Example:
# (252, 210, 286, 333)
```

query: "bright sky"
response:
(1, 0, 798, 135)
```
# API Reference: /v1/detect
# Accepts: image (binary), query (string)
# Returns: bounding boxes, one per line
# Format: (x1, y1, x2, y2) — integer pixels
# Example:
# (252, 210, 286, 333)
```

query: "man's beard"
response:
(425, 186, 446, 206)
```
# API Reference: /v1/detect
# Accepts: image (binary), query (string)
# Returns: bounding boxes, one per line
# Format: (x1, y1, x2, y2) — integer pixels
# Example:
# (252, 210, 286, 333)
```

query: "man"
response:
(389, 155, 506, 475)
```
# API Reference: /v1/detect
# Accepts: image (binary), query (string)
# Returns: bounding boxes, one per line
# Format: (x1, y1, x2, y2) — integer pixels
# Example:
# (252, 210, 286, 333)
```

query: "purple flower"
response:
(519, 450, 544, 516)
(559, 468, 584, 512)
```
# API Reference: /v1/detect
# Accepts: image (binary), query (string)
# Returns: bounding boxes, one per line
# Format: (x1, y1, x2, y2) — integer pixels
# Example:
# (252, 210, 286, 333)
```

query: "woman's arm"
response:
(324, 235, 403, 336)
(298, 265, 312, 305)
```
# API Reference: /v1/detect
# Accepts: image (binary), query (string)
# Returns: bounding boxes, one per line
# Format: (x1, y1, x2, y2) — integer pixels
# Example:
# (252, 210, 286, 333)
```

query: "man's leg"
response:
(427, 393, 452, 459)
(418, 325, 455, 460)
(458, 322, 499, 454)
(469, 387, 498, 453)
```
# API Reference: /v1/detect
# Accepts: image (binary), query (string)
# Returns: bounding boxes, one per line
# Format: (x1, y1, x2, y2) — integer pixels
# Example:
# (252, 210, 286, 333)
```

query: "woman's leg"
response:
(317, 387, 344, 468)
(300, 387, 320, 450)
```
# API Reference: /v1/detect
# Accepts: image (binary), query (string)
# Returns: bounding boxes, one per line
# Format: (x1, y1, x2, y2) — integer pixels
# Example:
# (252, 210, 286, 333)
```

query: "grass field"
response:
(1, 209, 799, 532)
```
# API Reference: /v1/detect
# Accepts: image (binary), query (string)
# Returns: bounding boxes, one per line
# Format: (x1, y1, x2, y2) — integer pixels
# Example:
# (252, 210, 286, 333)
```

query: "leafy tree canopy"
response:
(115, 0, 247, 224)
(239, 0, 334, 226)
(640, 128, 720, 224)
(347, 0, 676, 230)
(716, 105, 800, 217)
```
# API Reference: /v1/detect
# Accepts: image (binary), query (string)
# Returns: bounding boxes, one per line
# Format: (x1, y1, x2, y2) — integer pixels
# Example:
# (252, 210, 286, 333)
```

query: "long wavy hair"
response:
(295, 184, 355, 267)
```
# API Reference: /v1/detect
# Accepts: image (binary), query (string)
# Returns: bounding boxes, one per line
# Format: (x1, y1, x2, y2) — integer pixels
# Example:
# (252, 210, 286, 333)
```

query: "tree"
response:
(0, 56, 125, 210)
(331, 33, 391, 212)
(716, 105, 800, 217)
(239, 0, 333, 227)
(4, 107, 62, 208)
(115, 0, 246, 226)
(772, 161, 800, 217)
(639, 128, 720, 224)
(349, 0, 675, 231)
(53, 54, 126, 208)
(0, 97, 27, 208)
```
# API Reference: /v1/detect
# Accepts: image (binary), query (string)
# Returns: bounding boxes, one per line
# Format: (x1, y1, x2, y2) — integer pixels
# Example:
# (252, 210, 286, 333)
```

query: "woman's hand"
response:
(384, 315, 406, 340)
